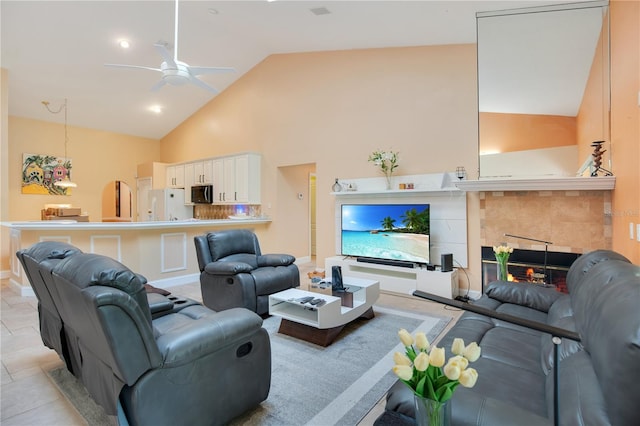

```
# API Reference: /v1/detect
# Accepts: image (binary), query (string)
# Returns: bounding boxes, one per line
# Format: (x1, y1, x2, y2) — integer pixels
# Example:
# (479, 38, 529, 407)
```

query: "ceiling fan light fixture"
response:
(104, 0, 234, 94)
(163, 72, 190, 85)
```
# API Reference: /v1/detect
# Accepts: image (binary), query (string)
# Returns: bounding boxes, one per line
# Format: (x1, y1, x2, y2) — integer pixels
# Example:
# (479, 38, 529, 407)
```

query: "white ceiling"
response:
(1, 0, 601, 140)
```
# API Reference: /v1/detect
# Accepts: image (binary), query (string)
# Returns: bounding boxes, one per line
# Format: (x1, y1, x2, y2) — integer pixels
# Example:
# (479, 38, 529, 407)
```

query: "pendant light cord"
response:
(42, 98, 69, 159)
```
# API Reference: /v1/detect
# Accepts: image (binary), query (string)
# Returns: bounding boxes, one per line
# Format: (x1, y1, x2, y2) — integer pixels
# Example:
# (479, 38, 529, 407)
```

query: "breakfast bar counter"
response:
(3, 218, 271, 296)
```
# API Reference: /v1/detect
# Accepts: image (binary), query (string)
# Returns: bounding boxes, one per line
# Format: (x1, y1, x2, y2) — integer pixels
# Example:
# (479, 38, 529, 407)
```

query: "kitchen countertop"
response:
(2, 218, 271, 231)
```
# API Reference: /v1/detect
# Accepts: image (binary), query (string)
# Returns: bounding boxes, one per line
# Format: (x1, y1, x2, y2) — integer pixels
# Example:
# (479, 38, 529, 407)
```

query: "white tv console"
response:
(325, 256, 458, 299)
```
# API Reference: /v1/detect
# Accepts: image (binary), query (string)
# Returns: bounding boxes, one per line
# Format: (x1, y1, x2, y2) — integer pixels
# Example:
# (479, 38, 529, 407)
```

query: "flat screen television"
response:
(341, 204, 430, 265)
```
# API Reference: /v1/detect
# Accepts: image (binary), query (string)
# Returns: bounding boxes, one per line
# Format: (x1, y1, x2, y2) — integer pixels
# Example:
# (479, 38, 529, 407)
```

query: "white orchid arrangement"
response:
(392, 329, 480, 404)
(368, 150, 399, 180)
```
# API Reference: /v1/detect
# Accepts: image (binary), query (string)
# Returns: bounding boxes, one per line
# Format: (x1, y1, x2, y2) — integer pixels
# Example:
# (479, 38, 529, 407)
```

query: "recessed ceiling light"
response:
(208, 8, 219, 15)
(119, 39, 130, 49)
(149, 105, 162, 114)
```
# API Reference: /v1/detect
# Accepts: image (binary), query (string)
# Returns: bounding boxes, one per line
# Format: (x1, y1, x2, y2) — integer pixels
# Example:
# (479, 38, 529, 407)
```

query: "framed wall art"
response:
(22, 153, 73, 195)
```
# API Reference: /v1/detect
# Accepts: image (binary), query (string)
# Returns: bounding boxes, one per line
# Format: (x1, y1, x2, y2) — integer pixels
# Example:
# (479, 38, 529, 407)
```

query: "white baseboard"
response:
(295, 256, 311, 265)
(147, 273, 199, 289)
(10, 278, 35, 297)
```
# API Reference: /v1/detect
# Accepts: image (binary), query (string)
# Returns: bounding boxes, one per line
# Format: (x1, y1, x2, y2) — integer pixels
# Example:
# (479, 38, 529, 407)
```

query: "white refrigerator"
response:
(147, 189, 193, 221)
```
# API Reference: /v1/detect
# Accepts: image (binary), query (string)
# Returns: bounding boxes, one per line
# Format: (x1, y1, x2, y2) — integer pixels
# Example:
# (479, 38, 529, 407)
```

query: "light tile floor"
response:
(1, 261, 462, 425)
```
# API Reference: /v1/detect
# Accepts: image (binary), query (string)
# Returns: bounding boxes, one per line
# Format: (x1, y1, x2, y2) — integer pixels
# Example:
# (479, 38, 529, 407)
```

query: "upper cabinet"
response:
(213, 153, 261, 204)
(166, 164, 185, 188)
(163, 153, 261, 205)
(192, 160, 214, 185)
(184, 160, 214, 204)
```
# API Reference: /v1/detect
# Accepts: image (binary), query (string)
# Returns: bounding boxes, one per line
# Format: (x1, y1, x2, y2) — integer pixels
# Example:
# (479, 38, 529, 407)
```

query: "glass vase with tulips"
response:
(392, 329, 481, 426)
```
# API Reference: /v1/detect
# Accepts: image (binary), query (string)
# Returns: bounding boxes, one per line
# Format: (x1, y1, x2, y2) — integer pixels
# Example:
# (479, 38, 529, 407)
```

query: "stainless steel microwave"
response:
(191, 185, 213, 204)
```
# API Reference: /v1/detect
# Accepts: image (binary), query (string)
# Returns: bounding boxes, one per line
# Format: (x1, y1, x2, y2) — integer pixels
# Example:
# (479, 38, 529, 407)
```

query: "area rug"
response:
(47, 306, 449, 426)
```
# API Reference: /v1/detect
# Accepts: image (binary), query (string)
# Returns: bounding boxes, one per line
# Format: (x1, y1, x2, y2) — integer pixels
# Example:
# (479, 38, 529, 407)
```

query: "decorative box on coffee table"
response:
(268, 277, 380, 346)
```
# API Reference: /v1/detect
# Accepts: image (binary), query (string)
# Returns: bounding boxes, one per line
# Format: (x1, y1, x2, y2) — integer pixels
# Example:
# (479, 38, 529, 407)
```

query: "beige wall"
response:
(576, 8, 609, 170)
(610, 0, 640, 263)
(479, 112, 577, 154)
(159, 45, 480, 279)
(6, 116, 161, 222)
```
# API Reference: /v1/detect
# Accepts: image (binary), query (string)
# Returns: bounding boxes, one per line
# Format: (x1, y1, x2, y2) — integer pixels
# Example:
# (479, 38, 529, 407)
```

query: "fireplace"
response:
(481, 247, 580, 294)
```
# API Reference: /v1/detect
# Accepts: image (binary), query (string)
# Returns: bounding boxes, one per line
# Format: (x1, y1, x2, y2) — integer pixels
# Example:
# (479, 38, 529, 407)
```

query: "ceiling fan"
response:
(105, 0, 234, 93)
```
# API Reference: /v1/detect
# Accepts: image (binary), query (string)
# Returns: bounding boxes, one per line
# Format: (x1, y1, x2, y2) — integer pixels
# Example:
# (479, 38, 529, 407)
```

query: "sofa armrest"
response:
(257, 254, 295, 267)
(147, 293, 174, 317)
(413, 290, 580, 342)
(485, 281, 564, 313)
(203, 261, 254, 275)
(155, 307, 264, 366)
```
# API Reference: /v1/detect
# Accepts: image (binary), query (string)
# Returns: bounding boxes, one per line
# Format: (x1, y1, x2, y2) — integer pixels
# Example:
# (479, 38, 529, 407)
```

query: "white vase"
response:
(332, 178, 342, 192)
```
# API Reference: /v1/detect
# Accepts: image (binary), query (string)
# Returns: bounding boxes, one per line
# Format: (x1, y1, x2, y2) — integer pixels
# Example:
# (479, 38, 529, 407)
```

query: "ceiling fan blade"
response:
(105, 63, 162, 72)
(188, 76, 219, 94)
(150, 79, 167, 92)
(188, 66, 236, 76)
(154, 43, 177, 68)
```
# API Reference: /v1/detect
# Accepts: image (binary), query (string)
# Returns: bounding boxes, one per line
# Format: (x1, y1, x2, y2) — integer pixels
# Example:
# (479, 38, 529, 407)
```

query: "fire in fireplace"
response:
(481, 247, 580, 294)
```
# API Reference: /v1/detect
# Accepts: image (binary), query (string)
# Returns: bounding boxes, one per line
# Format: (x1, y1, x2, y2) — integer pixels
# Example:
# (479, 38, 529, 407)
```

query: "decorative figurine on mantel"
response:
(590, 141, 613, 177)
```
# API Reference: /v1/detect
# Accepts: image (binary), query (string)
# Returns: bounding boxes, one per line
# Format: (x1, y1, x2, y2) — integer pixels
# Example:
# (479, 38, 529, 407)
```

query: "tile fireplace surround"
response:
(480, 190, 612, 254)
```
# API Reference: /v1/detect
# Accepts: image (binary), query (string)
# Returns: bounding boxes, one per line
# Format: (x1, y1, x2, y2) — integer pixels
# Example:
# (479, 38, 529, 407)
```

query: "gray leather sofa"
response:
(195, 229, 300, 315)
(18, 242, 271, 426)
(376, 250, 640, 426)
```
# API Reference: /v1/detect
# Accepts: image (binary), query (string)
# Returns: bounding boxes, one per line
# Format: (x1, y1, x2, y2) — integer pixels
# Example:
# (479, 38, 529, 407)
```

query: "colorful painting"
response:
(22, 153, 73, 195)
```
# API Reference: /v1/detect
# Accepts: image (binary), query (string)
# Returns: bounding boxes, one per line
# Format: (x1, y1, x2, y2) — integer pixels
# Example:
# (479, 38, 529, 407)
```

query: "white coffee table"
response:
(268, 277, 380, 346)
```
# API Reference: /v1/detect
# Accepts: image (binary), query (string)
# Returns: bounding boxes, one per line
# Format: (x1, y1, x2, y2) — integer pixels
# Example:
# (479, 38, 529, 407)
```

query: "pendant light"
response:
(42, 98, 77, 188)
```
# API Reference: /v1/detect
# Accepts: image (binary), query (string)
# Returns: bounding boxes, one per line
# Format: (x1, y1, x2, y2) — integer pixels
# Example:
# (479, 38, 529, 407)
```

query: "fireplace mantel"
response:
(455, 176, 615, 192)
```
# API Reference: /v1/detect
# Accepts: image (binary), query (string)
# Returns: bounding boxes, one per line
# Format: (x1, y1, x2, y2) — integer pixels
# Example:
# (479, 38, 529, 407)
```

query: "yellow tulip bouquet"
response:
(493, 245, 514, 281)
(392, 329, 481, 424)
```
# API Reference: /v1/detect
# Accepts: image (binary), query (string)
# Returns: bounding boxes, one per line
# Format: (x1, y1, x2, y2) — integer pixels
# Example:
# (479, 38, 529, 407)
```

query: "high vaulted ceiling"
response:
(1, 0, 598, 140)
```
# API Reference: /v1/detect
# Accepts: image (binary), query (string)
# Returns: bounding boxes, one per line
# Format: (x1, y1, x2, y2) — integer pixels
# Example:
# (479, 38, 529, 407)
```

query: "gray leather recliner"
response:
(195, 229, 300, 315)
(37, 250, 271, 425)
(16, 241, 83, 373)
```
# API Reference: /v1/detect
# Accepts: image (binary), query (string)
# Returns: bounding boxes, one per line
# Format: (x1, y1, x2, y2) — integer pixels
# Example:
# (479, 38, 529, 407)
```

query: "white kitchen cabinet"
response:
(184, 160, 214, 204)
(211, 153, 261, 204)
(165, 164, 185, 188)
(233, 154, 260, 203)
(212, 158, 226, 203)
(192, 160, 213, 185)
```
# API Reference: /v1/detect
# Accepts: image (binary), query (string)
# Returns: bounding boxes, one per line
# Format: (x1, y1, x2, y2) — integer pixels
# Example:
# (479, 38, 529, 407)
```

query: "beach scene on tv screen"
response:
(341, 204, 430, 264)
